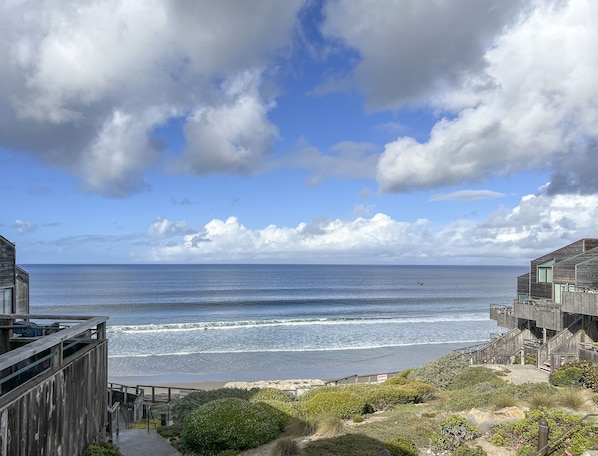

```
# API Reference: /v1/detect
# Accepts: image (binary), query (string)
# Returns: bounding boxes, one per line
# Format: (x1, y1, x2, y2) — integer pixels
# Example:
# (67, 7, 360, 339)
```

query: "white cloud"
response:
(0, 0, 303, 196)
(142, 192, 598, 264)
(376, 0, 598, 193)
(147, 217, 188, 239)
(177, 70, 279, 175)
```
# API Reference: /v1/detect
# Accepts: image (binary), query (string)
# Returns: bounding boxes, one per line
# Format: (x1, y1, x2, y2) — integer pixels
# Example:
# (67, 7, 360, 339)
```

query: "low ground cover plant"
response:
(430, 415, 479, 451)
(490, 407, 598, 456)
(82, 442, 124, 456)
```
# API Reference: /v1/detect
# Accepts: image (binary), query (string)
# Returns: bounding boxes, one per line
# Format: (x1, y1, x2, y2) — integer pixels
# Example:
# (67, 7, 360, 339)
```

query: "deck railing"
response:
(0, 314, 108, 395)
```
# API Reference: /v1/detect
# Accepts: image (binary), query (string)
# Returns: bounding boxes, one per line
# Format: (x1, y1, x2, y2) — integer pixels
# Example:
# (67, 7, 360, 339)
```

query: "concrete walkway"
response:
(113, 428, 181, 456)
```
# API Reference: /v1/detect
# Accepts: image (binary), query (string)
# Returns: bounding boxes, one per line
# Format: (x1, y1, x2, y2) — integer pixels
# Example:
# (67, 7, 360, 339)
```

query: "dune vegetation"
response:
(139, 354, 598, 456)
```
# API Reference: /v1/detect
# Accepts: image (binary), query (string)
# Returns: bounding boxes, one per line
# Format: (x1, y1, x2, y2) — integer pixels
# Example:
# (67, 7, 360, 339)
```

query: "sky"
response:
(2, 0, 598, 265)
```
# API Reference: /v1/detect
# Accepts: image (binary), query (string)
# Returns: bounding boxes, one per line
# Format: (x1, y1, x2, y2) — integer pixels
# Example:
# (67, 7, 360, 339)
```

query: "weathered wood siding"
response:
(576, 259, 598, 288)
(513, 302, 564, 330)
(516, 273, 530, 299)
(529, 239, 587, 299)
(529, 282, 552, 300)
(0, 238, 15, 290)
(14, 268, 29, 315)
(0, 340, 108, 456)
(553, 262, 577, 284)
(561, 291, 598, 316)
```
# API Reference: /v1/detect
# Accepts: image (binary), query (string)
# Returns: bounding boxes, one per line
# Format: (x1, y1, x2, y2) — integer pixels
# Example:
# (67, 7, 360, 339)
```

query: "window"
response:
(1, 288, 13, 314)
(538, 259, 555, 283)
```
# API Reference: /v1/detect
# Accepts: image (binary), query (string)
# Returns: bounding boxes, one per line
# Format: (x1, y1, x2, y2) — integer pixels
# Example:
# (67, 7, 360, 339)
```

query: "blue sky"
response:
(2, 0, 598, 265)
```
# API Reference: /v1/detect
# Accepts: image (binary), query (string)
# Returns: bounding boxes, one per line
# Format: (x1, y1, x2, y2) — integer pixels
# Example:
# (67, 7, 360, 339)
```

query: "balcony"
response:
(561, 288, 598, 317)
(489, 304, 518, 329)
(0, 314, 108, 455)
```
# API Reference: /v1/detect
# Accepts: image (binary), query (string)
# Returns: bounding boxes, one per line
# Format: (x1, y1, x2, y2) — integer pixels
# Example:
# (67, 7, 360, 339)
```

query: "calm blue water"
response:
(23, 264, 524, 382)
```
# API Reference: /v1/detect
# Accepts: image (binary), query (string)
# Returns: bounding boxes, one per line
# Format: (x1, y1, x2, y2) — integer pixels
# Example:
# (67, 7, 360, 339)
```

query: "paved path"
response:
(113, 428, 181, 456)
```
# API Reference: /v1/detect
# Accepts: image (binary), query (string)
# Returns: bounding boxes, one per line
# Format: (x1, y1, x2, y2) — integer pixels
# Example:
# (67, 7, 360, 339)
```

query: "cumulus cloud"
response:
(139, 190, 598, 264)
(374, 1, 598, 193)
(177, 70, 279, 175)
(321, 0, 525, 110)
(0, 0, 302, 196)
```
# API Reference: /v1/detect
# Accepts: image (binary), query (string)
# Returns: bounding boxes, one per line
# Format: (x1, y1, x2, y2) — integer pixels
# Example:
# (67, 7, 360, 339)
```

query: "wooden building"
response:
(467, 239, 598, 369)
(0, 235, 29, 315)
(0, 236, 109, 455)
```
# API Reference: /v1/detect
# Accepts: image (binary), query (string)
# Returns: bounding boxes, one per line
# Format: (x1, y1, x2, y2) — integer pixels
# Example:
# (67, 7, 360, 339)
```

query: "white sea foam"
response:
(106, 314, 489, 334)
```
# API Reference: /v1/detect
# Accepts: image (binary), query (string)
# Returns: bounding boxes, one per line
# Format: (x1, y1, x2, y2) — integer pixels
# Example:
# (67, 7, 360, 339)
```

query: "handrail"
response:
(536, 315, 582, 368)
(534, 413, 598, 456)
(0, 315, 108, 372)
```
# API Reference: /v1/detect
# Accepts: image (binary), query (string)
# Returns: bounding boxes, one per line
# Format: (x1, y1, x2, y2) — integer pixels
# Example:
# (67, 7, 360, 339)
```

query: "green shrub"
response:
(384, 436, 418, 456)
(402, 380, 435, 402)
(270, 437, 301, 456)
(171, 387, 255, 425)
(384, 376, 409, 386)
(302, 390, 367, 419)
(527, 389, 558, 410)
(550, 367, 584, 387)
(449, 367, 505, 390)
(251, 387, 295, 403)
(181, 397, 281, 454)
(365, 385, 419, 411)
(408, 353, 470, 391)
(298, 386, 338, 402)
(491, 407, 597, 456)
(431, 415, 479, 451)
(452, 445, 487, 456)
(552, 360, 598, 392)
(82, 442, 123, 456)
(256, 400, 296, 428)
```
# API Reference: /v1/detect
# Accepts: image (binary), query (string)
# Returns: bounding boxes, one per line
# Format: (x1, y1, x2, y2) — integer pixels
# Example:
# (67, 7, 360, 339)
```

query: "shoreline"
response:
(108, 341, 475, 389)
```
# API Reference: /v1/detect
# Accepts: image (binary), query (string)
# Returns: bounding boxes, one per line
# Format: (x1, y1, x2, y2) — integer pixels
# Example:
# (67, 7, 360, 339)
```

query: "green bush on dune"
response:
(407, 352, 470, 391)
(365, 385, 419, 411)
(301, 390, 368, 419)
(250, 387, 295, 403)
(171, 387, 255, 425)
(181, 397, 282, 455)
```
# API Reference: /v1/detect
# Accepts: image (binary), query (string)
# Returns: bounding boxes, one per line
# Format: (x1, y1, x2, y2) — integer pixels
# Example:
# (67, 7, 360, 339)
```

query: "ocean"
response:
(23, 264, 524, 383)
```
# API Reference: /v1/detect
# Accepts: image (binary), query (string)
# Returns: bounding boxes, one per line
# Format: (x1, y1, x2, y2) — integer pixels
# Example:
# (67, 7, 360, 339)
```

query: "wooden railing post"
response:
(0, 318, 12, 355)
(538, 417, 549, 455)
(52, 341, 63, 368)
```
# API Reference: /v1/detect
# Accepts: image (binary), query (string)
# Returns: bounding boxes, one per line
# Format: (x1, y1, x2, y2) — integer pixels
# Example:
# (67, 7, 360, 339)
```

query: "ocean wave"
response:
(106, 314, 489, 334)
(107, 338, 488, 358)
